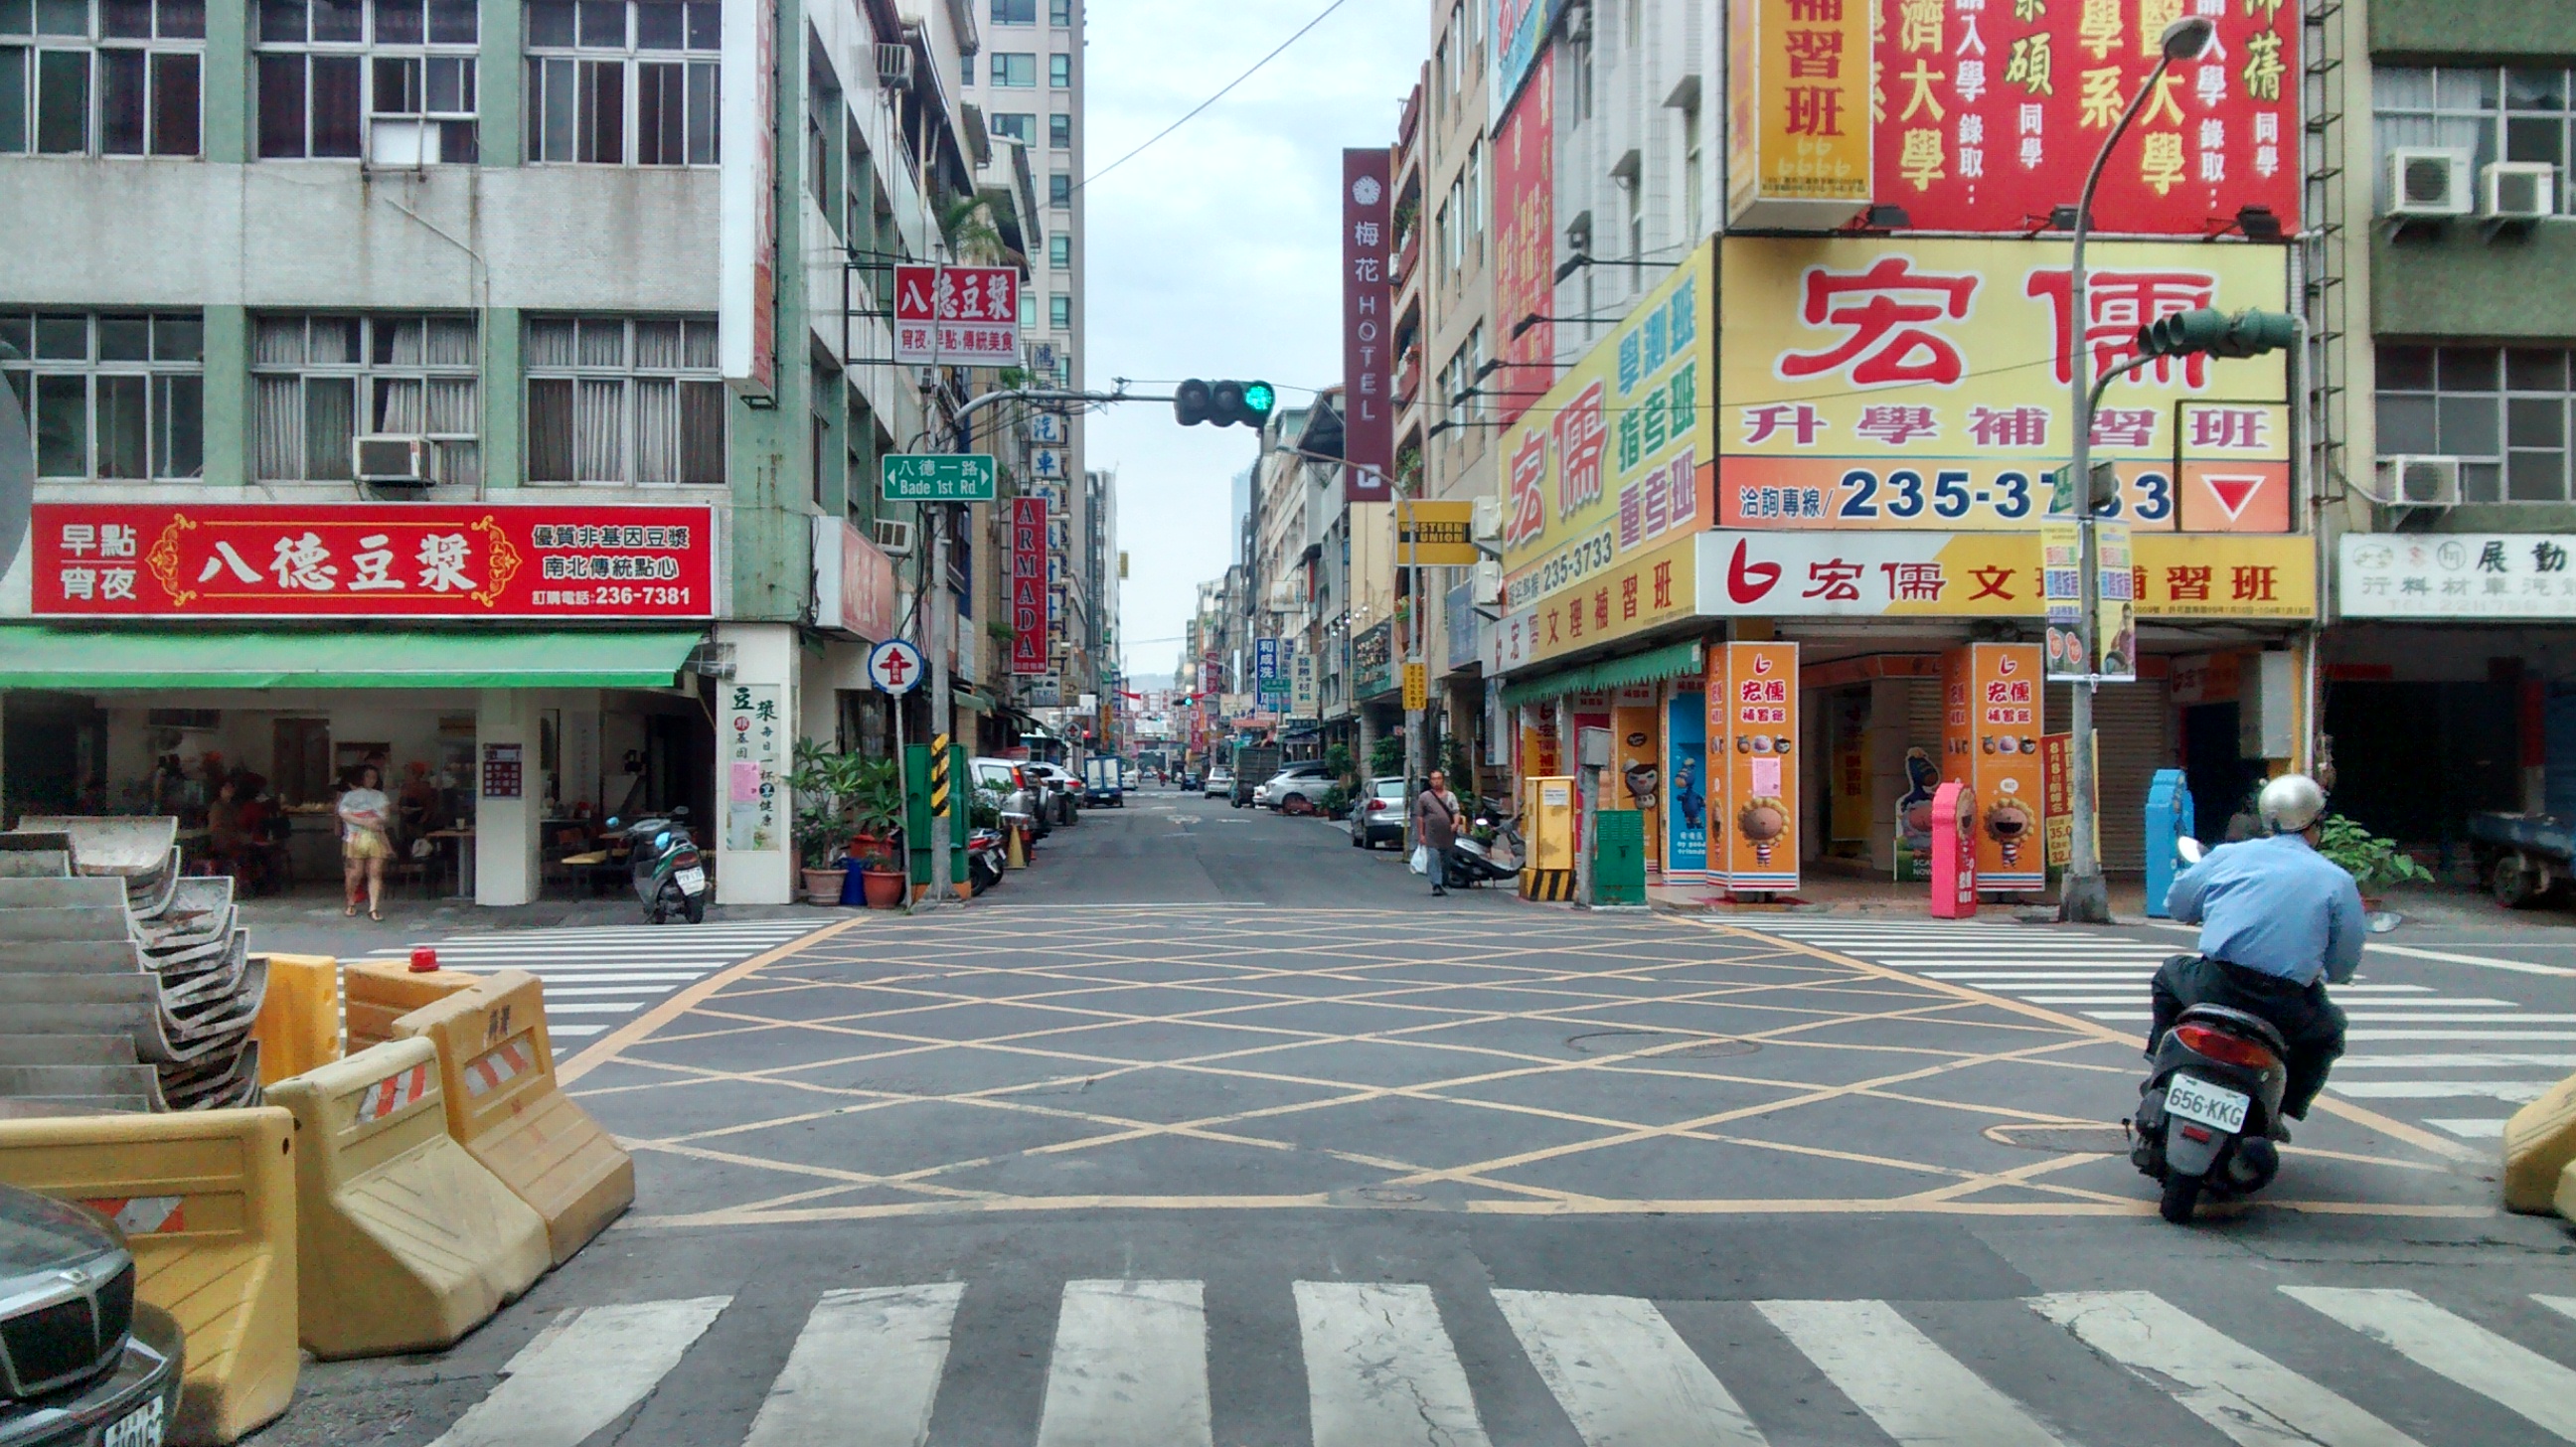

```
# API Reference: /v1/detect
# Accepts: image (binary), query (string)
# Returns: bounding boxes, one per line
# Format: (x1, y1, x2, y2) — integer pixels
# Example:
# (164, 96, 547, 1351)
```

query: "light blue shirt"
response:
(2165, 832, 2365, 987)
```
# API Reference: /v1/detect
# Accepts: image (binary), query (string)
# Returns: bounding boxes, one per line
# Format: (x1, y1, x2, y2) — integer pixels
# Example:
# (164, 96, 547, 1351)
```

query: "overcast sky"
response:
(1083, 0, 1427, 687)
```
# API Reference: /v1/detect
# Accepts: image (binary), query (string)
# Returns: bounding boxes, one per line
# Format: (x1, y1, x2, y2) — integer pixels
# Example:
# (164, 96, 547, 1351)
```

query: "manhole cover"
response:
(1563, 1030, 1760, 1059)
(1984, 1122, 2131, 1154)
(1359, 1186, 1425, 1203)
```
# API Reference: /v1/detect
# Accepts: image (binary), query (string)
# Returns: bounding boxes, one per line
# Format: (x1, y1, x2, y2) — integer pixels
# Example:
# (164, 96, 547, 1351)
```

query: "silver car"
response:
(1255, 762, 1337, 812)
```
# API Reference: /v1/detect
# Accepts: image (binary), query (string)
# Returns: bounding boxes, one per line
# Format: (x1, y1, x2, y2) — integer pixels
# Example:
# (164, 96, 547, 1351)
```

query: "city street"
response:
(253, 790, 2576, 1447)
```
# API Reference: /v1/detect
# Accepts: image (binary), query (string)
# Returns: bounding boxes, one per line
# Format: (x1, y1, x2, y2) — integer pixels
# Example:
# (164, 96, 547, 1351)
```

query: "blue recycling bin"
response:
(2144, 768, 2195, 918)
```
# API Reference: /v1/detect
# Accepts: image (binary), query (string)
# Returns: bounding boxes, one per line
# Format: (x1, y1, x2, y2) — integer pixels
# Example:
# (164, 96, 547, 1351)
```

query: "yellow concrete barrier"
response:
(0, 1109, 298, 1446)
(396, 968, 633, 1265)
(2501, 1070, 2576, 1212)
(343, 956, 480, 1054)
(248, 953, 342, 1085)
(264, 1039, 552, 1359)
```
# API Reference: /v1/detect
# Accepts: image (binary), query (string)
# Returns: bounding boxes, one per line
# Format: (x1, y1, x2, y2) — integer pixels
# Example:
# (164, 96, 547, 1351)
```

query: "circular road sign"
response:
(867, 639, 925, 696)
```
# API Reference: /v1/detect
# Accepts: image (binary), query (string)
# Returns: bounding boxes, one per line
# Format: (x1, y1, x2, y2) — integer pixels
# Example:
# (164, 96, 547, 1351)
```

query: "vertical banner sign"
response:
(893, 265, 1021, 367)
(1290, 648, 1318, 718)
(717, 0, 778, 398)
(1942, 642, 2044, 891)
(1342, 147, 1394, 503)
(1711, 641, 1800, 892)
(1611, 686, 1661, 875)
(1870, 0, 2300, 235)
(1492, 49, 1555, 425)
(1726, 0, 1873, 229)
(1011, 497, 1047, 674)
(2041, 731, 2073, 870)
(2042, 521, 2084, 680)
(1664, 683, 1707, 883)
(724, 683, 783, 852)
(2095, 521, 2138, 681)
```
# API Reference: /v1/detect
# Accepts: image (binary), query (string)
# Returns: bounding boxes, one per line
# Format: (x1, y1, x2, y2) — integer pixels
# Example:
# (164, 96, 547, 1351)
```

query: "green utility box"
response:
(1592, 809, 1646, 905)
(903, 742, 970, 895)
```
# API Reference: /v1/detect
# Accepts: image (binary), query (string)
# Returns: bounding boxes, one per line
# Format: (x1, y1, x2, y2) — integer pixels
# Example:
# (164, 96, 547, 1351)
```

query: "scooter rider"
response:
(2152, 773, 2364, 1135)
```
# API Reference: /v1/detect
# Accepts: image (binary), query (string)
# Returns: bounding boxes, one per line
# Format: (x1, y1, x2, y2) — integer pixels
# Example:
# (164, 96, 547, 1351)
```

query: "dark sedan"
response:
(1, 1184, 184, 1447)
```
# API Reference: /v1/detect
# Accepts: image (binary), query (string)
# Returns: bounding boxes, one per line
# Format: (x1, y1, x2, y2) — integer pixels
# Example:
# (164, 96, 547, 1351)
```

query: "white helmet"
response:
(2258, 773, 2327, 835)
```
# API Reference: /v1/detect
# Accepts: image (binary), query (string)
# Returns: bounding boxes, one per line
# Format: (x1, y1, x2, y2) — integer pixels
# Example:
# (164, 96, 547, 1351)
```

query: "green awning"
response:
(952, 686, 995, 715)
(0, 625, 707, 689)
(1501, 639, 1705, 709)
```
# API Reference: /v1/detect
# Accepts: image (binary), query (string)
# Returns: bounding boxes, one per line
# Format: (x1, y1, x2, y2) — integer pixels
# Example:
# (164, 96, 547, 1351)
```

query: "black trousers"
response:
(2148, 954, 2346, 1119)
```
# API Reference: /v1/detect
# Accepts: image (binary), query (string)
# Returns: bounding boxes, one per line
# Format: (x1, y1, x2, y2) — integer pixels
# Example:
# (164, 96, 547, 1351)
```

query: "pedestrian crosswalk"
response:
(1752, 918, 2565, 1141)
(417, 1276, 2576, 1446)
(371, 920, 822, 1038)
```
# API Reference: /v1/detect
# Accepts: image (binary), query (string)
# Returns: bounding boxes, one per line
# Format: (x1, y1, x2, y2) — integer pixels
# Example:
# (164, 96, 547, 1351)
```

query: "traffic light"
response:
(1173, 379, 1277, 428)
(2135, 307, 2298, 361)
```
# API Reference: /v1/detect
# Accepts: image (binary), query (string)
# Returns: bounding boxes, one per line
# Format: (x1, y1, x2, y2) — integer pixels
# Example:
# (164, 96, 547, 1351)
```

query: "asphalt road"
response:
(258, 791, 2576, 1447)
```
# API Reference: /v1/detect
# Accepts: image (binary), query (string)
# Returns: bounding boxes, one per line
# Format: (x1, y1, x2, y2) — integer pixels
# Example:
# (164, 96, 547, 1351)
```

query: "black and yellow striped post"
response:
(929, 733, 952, 818)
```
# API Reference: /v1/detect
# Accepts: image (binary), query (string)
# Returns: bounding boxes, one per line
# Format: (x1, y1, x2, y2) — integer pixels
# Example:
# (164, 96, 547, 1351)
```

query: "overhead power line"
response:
(1072, 0, 1357, 198)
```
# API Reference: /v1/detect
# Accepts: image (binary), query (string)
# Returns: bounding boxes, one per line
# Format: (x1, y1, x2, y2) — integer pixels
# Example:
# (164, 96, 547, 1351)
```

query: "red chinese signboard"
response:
(893, 264, 1022, 367)
(1871, 0, 2298, 234)
(1342, 147, 1393, 503)
(30, 503, 715, 618)
(1492, 50, 1554, 426)
(1011, 496, 1047, 675)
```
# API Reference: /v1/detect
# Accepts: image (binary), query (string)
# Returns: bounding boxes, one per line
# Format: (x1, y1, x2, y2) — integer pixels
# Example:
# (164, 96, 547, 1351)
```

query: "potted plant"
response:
(792, 802, 847, 903)
(2315, 814, 2433, 907)
(846, 756, 905, 858)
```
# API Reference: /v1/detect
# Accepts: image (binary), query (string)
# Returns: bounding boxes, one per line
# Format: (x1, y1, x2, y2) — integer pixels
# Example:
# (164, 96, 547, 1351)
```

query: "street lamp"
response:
(2062, 14, 2218, 925)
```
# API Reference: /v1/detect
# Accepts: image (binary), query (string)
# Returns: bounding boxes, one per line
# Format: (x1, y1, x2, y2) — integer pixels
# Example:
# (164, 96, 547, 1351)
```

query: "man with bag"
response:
(1414, 769, 1463, 897)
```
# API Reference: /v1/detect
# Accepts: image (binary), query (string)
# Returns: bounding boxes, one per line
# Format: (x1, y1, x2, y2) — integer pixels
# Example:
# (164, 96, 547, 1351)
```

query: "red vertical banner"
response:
(1011, 497, 1047, 675)
(1342, 147, 1393, 503)
(1492, 51, 1553, 426)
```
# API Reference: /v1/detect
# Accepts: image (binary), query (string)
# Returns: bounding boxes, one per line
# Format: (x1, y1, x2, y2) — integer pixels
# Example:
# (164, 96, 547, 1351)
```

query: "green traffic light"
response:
(1242, 382, 1276, 416)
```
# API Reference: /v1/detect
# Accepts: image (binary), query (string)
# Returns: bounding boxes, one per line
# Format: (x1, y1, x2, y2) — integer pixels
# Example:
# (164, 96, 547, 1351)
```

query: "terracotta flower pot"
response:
(862, 867, 907, 908)
(801, 867, 846, 904)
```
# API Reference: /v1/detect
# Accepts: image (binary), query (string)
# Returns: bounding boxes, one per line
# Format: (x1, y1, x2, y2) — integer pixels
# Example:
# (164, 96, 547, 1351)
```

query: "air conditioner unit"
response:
(2482, 161, 2556, 221)
(354, 434, 436, 485)
(2377, 454, 2463, 507)
(1473, 559, 1504, 603)
(1471, 495, 1503, 543)
(876, 43, 914, 89)
(2385, 147, 2473, 219)
(873, 518, 916, 557)
(368, 117, 437, 166)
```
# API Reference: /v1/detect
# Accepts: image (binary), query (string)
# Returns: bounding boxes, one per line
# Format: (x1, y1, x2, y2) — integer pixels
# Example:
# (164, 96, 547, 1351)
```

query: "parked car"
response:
(1080, 756, 1127, 808)
(1348, 775, 1407, 849)
(0, 1184, 185, 1447)
(1203, 766, 1233, 798)
(970, 757, 1048, 838)
(1025, 762, 1080, 825)
(1253, 761, 1336, 812)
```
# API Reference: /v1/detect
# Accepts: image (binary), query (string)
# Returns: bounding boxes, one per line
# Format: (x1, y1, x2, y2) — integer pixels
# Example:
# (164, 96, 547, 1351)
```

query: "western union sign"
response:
(1397, 501, 1480, 567)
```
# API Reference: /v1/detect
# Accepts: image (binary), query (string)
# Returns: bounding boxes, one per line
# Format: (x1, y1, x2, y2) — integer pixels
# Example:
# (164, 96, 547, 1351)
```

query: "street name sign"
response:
(884, 454, 997, 503)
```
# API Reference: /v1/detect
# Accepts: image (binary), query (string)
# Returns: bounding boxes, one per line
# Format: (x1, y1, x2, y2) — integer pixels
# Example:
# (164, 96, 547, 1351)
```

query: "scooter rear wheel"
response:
(682, 892, 706, 923)
(2159, 1172, 2201, 1224)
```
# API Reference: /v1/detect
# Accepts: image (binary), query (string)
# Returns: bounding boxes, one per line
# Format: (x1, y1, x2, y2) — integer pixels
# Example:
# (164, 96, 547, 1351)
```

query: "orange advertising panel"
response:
(1728, 0, 1873, 229)
(1612, 692, 1663, 874)
(1942, 643, 2044, 891)
(1710, 641, 1801, 892)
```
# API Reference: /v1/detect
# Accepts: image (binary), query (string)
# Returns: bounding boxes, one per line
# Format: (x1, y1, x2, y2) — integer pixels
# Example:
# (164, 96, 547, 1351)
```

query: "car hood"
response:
(0, 1184, 118, 1278)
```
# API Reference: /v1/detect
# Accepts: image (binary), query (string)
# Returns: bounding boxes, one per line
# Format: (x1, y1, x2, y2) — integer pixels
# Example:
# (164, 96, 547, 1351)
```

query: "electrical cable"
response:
(1071, 0, 1357, 198)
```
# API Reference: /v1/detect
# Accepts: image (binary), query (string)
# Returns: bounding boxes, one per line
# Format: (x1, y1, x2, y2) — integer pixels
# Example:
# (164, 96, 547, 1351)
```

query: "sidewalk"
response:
(233, 885, 838, 961)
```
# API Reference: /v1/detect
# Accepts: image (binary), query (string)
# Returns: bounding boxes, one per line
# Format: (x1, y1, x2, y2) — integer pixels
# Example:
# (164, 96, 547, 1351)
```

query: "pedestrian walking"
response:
(1415, 768, 1463, 897)
(338, 764, 393, 921)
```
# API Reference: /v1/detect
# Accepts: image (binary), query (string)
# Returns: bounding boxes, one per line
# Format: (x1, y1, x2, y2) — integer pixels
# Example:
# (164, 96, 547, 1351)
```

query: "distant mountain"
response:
(1125, 671, 1175, 693)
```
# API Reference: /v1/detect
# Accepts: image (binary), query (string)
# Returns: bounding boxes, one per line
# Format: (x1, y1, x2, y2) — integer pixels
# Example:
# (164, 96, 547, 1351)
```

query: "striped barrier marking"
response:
(464, 1038, 536, 1098)
(353, 1061, 435, 1125)
(80, 1195, 187, 1235)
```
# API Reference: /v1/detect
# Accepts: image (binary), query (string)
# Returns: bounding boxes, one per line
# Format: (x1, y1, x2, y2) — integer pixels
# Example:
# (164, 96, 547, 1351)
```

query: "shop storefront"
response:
(2, 501, 719, 905)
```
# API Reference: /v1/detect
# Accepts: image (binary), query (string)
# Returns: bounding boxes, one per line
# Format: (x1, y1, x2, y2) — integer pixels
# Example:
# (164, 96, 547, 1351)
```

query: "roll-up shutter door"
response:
(2045, 679, 2174, 873)
(1906, 678, 1946, 763)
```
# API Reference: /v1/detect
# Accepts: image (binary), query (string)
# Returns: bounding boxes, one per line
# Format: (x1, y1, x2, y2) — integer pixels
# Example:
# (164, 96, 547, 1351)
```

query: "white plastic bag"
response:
(1409, 844, 1430, 875)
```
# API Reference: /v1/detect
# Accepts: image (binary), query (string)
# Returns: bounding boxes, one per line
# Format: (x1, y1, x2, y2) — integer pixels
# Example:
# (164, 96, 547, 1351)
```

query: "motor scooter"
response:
(1446, 819, 1520, 888)
(606, 808, 709, 924)
(967, 828, 1006, 894)
(2127, 836, 2293, 1222)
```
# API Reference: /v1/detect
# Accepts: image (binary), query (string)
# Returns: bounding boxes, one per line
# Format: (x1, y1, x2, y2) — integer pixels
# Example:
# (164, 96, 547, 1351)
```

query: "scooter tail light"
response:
(2174, 1023, 2279, 1071)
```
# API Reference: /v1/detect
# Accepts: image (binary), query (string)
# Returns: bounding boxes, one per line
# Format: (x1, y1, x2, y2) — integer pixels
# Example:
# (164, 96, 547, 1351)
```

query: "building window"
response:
(2377, 344, 2576, 503)
(2374, 66, 2576, 216)
(252, 313, 479, 484)
(990, 110, 1032, 143)
(1017, 291, 1036, 332)
(1049, 293, 1069, 330)
(0, 0, 203, 157)
(990, 51, 1034, 86)
(1048, 170, 1069, 206)
(257, 0, 476, 162)
(1047, 51, 1067, 87)
(957, 51, 968, 85)
(524, 0, 718, 166)
(525, 315, 724, 485)
(0, 311, 202, 480)
(1048, 233, 1069, 268)
(1047, 109, 1068, 148)
(989, 0, 1032, 24)
(1047, 0, 1067, 26)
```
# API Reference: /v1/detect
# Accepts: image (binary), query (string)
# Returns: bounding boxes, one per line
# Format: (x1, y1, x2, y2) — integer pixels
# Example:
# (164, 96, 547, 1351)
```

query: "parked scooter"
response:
(1446, 819, 1520, 888)
(2127, 836, 2292, 1222)
(607, 808, 709, 924)
(967, 828, 1007, 894)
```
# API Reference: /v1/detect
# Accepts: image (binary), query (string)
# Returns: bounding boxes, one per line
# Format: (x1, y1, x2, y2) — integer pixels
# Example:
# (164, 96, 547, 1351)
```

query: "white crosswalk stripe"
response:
(2032, 1290, 2424, 1447)
(371, 921, 823, 1037)
(404, 1278, 2576, 1446)
(2285, 1286, 2576, 1440)
(1752, 917, 2566, 1141)
(1754, 1298, 2069, 1447)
